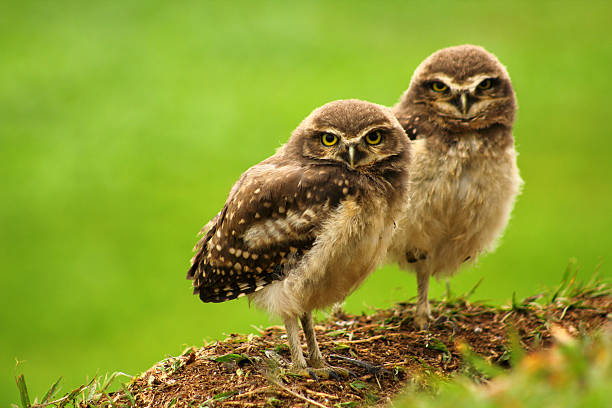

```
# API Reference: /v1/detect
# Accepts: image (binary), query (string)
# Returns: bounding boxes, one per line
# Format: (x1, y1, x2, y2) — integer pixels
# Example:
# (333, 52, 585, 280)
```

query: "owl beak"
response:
(341, 143, 364, 169)
(451, 91, 476, 116)
(348, 145, 355, 168)
(460, 93, 468, 114)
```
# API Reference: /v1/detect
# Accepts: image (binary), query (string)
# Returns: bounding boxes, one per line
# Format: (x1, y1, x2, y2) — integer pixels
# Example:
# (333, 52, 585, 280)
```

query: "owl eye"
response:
(321, 133, 338, 146)
(364, 131, 383, 145)
(431, 81, 448, 92)
(477, 78, 493, 90)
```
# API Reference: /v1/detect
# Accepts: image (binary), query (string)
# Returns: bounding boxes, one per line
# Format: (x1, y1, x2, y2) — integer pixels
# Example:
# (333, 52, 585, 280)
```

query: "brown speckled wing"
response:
(395, 112, 420, 141)
(187, 161, 356, 303)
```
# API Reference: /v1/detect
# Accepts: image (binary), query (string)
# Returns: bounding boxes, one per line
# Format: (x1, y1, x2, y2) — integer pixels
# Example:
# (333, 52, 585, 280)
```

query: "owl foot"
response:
(414, 311, 433, 331)
(330, 354, 390, 377)
(289, 365, 353, 380)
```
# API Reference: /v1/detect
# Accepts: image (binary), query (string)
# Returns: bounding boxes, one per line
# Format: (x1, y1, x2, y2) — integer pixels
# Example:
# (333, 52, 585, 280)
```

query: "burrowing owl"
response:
(188, 99, 410, 376)
(387, 45, 523, 330)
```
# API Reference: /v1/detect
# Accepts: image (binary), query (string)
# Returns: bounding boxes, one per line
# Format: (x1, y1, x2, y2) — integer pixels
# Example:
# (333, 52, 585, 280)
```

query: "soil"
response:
(105, 293, 611, 408)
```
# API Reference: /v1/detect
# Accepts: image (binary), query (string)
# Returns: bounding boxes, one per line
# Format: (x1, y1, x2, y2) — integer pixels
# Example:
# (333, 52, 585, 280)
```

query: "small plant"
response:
(12, 371, 132, 408)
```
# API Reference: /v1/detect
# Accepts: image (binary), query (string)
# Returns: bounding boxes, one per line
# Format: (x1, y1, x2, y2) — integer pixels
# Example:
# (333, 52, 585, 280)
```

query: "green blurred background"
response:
(2, 0, 611, 404)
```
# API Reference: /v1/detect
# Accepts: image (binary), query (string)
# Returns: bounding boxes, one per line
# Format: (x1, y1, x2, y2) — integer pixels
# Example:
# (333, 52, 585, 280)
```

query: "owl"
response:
(188, 99, 411, 377)
(386, 45, 523, 330)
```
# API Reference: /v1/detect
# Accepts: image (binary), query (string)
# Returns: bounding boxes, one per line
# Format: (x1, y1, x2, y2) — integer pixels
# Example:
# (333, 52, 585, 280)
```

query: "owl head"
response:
(397, 45, 516, 132)
(285, 99, 409, 172)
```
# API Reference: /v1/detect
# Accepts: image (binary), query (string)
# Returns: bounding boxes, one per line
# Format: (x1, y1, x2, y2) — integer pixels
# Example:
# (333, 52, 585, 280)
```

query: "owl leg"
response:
(298, 312, 352, 380)
(415, 268, 433, 330)
(300, 311, 325, 367)
(301, 312, 385, 378)
(283, 315, 308, 369)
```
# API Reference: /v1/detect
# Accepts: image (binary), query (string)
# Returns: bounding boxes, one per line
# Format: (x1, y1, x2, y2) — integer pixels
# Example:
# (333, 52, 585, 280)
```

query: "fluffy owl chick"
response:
(188, 99, 410, 376)
(387, 45, 523, 330)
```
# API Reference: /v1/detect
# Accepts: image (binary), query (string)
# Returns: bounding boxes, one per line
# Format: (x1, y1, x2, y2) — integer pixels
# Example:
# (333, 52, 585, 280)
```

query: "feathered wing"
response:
(393, 106, 439, 143)
(394, 112, 419, 140)
(187, 159, 355, 303)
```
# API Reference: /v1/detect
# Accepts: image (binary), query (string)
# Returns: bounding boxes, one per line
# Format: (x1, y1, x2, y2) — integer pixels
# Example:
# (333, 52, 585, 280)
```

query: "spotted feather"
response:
(187, 159, 357, 303)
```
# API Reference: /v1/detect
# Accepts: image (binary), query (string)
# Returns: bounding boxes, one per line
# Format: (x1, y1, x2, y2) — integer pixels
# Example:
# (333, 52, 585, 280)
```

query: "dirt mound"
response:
(108, 289, 611, 407)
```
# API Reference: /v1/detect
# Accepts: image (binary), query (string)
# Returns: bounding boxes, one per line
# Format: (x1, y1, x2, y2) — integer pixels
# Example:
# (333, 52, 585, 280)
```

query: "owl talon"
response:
(288, 365, 351, 380)
(288, 367, 317, 379)
(415, 319, 429, 331)
(327, 369, 341, 381)
(317, 366, 353, 380)
(307, 368, 319, 380)
(414, 312, 433, 331)
(330, 354, 389, 377)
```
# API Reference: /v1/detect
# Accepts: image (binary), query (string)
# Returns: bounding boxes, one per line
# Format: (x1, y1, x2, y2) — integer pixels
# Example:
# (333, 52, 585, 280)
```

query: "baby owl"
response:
(188, 99, 411, 376)
(387, 45, 523, 330)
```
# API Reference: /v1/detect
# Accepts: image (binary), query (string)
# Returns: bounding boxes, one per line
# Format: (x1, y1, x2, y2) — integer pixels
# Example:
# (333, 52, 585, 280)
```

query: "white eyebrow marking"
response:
(314, 127, 346, 138)
(356, 123, 393, 139)
(429, 72, 497, 91)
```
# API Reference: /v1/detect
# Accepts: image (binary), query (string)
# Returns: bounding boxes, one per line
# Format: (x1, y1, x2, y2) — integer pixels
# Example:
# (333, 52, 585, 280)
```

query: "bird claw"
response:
(317, 365, 353, 380)
(288, 365, 352, 380)
(415, 308, 433, 331)
(414, 315, 430, 331)
(327, 369, 341, 381)
(330, 354, 390, 377)
(307, 368, 320, 380)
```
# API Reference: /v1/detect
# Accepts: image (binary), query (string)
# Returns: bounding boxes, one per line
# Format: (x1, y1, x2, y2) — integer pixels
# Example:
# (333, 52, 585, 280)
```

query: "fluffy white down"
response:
(250, 196, 395, 319)
(387, 134, 523, 277)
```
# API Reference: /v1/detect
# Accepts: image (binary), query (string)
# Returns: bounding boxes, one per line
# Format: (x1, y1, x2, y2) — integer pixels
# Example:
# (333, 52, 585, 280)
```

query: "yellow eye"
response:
(321, 133, 338, 146)
(478, 79, 493, 90)
(431, 81, 448, 92)
(365, 131, 382, 145)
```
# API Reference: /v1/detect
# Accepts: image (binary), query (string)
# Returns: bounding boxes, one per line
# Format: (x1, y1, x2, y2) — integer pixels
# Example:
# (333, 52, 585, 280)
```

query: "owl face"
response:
(289, 99, 408, 170)
(419, 73, 507, 121)
(401, 45, 516, 131)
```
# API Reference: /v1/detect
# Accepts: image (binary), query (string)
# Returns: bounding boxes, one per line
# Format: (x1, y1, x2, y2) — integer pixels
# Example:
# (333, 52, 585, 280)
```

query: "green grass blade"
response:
(101, 372, 117, 392)
(86, 377, 99, 401)
(459, 344, 505, 379)
(104, 392, 118, 408)
(212, 390, 238, 402)
(15, 374, 31, 408)
(41, 376, 63, 403)
(210, 353, 249, 363)
(121, 383, 135, 405)
(508, 328, 525, 368)
(464, 277, 484, 300)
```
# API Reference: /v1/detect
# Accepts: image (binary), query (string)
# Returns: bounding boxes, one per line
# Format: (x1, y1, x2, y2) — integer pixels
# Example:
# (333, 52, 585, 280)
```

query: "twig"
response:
(303, 388, 341, 400)
(223, 402, 260, 406)
(332, 332, 404, 345)
(347, 323, 385, 331)
(270, 379, 330, 408)
(232, 386, 271, 400)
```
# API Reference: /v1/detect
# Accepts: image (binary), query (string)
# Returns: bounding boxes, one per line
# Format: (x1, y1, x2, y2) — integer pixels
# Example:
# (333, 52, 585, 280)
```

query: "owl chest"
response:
(304, 196, 395, 308)
(409, 138, 517, 239)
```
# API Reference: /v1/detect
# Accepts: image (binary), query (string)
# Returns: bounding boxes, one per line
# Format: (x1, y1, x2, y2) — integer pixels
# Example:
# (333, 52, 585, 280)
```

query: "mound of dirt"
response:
(110, 293, 611, 407)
